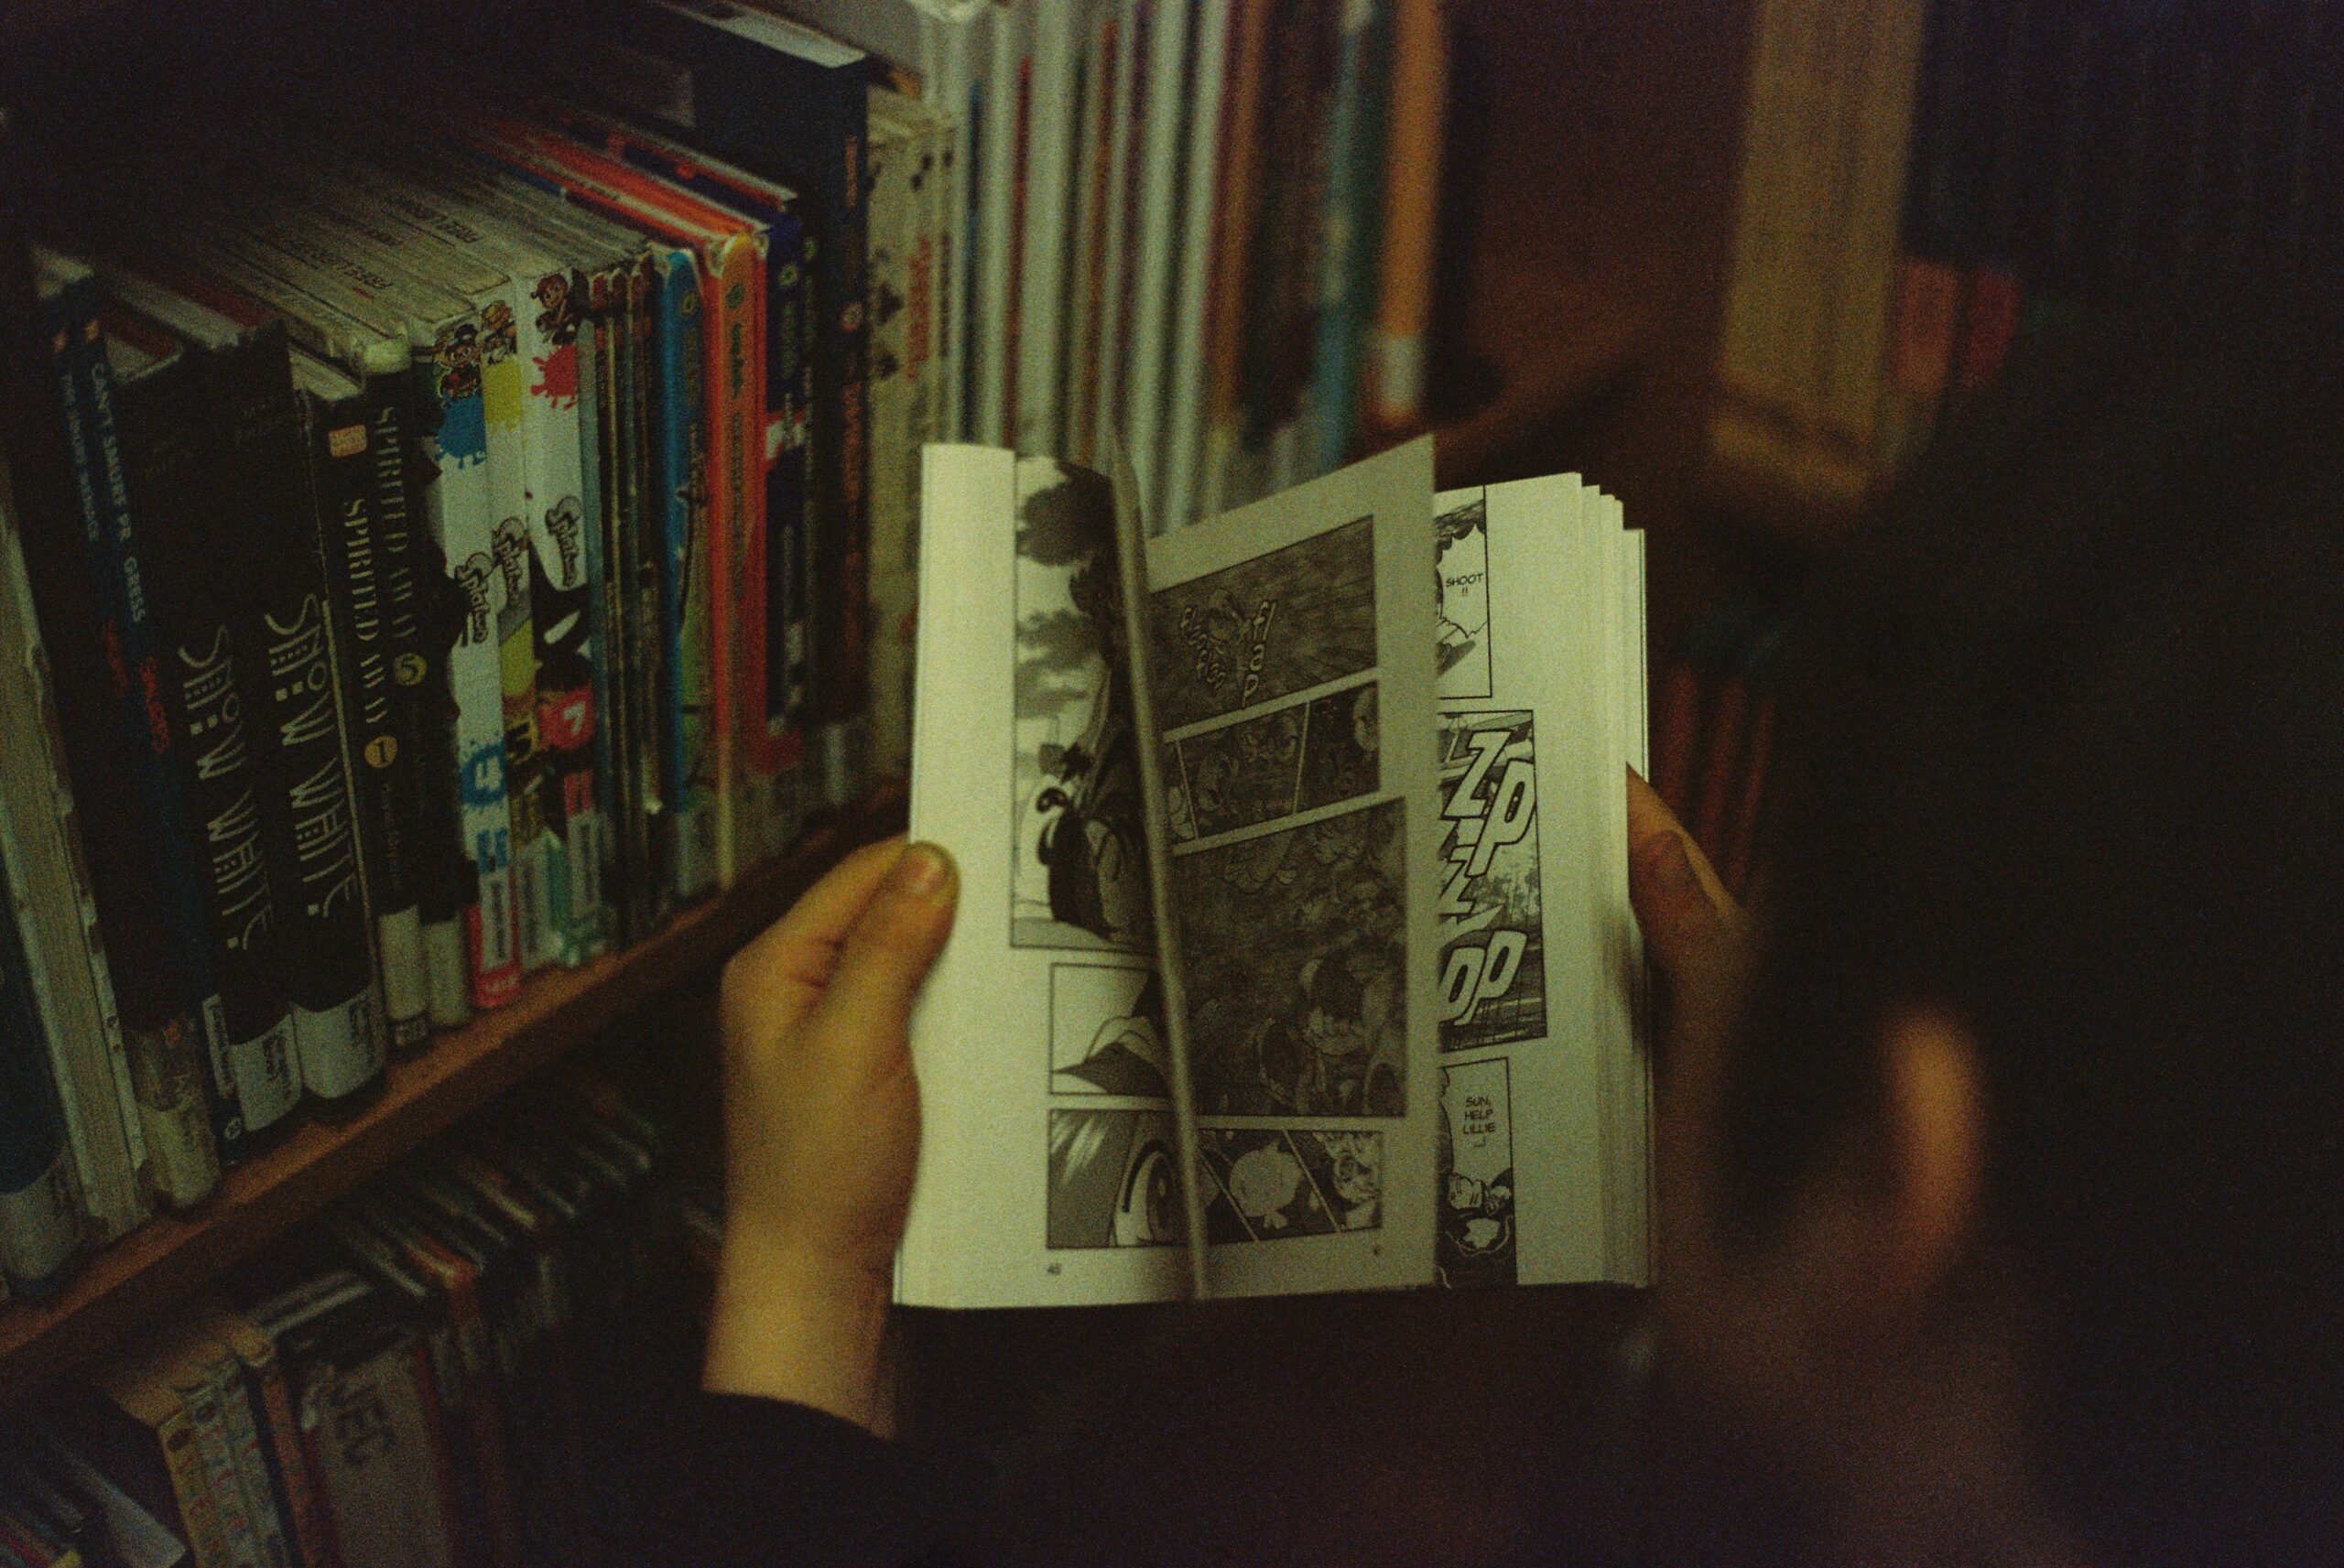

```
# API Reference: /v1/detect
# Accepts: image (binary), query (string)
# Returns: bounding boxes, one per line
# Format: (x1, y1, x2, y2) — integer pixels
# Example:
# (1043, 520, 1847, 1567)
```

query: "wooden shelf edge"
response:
(0, 786, 906, 1407)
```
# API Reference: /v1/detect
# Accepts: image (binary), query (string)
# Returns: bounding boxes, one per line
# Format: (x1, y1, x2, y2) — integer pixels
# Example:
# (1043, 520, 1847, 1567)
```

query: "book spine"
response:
(475, 302, 556, 980)
(217, 319, 420, 1055)
(766, 215, 812, 836)
(304, 384, 431, 1054)
(515, 266, 612, 965)
(223, 1323, 341, 1568)
(652, 251, 716, 903)
(0, 493, 148, 1237)
(420, 322, 524, 1012)
(116, 343, 303, 1141)
(1368, 0, 1444, 427)
(146, 1390, 233, 1568)
(780, 59, 873, 806)
(0, 245, 215, 1212)
(0, 873, 82, 1300)
(369, 372, 472, 1035)
(239, 353, 386, 1110)
(719, 232, 788, 874)
(570, 270, 624, 950)
(250, 537, 385, 1110)
(171, 1353, 262, 1568)
(701, 237, 762, 881)
(863, 117, 917, 783)
(622, 261, 674, 935)
(202, 1349, 293, 1568)
(576, 268, 636, 946)
(47, 276, 249, 1164)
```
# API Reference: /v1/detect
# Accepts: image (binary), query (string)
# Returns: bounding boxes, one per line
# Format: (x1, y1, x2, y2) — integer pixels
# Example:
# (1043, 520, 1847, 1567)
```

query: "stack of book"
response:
(0, 0, 1459, 1304)
(1712, 0, 2338, 509)
(14, 1067, 688, 1568)
(0, 9, 941, 1301)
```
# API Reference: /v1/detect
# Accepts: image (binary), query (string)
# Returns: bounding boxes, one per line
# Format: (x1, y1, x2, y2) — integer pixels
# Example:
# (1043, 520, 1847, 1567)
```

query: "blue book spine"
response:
(42, 271, 247, 1162)
(649, 248, 715, 901)
(0, 873, 81, 1299)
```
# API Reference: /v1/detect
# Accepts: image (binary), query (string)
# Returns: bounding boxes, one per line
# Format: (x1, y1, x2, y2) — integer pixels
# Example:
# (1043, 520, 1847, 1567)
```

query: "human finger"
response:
(723, 838, 915, 1040)
(1627, 768, 1740, 988)
(801, 842, 960, 1051)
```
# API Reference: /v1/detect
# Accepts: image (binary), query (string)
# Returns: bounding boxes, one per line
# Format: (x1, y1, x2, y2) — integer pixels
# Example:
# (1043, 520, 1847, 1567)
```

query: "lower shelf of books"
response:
(0, 786, 906, 1409)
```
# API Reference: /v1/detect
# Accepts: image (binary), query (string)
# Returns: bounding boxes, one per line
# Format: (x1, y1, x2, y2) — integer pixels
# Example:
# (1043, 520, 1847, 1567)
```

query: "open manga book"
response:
(900, 438, 1649, 1307)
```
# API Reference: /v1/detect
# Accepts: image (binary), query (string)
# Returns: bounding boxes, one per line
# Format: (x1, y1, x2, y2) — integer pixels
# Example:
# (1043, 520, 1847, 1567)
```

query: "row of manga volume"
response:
(1717, 0, 2344, 498)
(0, 14, 962, 1279)
(754, 0, 1453, 528)
(18, 1066, 698, 1568)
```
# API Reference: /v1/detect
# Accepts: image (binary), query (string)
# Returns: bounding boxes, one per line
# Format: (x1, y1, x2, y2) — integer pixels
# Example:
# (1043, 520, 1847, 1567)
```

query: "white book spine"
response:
(0, 488, 146, 1235)
(1157, 0, 1233, 529)
(1123, 0, 1195, 524)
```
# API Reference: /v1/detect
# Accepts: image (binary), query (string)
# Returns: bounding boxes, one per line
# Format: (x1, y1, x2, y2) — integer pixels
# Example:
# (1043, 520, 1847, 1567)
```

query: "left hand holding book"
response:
(703, 838, 960, 1435)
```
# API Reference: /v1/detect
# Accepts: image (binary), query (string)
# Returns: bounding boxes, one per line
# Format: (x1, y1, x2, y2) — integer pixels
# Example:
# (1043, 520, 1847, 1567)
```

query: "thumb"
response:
(1632, 828, 1737, 992)
(805, 841, 960, 1045)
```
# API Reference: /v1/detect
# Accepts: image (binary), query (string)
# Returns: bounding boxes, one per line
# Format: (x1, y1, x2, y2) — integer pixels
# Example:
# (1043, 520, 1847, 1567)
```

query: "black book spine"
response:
(0, 234, 219, 1208)
(623, 259, 674, 934)
(368, 367, 473, 1033)
(46, 269, 251, 1165)
(301, 379, 430, 1054)
(233, 346, 388, 1111)
(110, 332, 302, 1142)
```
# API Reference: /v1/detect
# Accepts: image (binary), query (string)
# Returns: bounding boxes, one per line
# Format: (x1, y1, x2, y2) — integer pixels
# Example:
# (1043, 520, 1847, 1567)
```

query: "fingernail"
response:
(1646, 833, 1701, 902)
(890, 841, 956, 903)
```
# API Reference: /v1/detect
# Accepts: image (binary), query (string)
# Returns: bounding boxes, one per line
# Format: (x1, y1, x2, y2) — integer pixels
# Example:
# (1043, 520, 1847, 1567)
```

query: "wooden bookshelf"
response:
(0, 786, 905, 1407)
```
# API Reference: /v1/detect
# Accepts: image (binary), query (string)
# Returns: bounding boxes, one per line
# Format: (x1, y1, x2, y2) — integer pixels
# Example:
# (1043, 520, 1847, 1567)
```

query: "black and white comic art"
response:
(1437, 1057, 1517, 1287)
(1199, 1129, 1384, 1243)
(1162, 681, 1381, 843)
(1437, 712, 1546, 1052)
(1047, 1108, 1184, 1249)
(1175, 800, 1409, 1117)
(1012, 457, 1153, 952)
(1048, 964, 1171, 1098)
(1145, 517, 1378, 730)
(1435, 499, 1492, 700)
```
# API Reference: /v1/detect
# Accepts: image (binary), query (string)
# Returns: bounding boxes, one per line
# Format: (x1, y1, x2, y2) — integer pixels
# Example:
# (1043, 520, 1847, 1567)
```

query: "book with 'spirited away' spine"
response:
(105, 260, 442, 1054)
(100, 309, 304, 1146)
(33, 248, 252, 1166)
(0, 465, 151, 1239)
(0, 232, 219, 1211)
(182, 217, 525, 1016)
(900, 439, 1648, 1306)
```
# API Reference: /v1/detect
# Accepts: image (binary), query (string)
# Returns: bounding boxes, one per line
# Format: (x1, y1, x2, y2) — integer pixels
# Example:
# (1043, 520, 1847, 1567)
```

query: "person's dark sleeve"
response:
(643, 1391, 994, 1568)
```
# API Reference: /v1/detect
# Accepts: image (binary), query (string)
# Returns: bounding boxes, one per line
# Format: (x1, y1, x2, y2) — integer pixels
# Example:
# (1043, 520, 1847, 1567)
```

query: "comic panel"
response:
(1047, 1108, 1184, 1249)
(1199, 1129, 1384, 1244)
(1011, 456, 1154, 953)
(1175, 800, 1408, 1117)
(1437, 1057, 1517, 1288)
(1049, 964, 1171, 1099)
(1163, 681, 1381, 844)
(1436, 498, 1492, 700)
(1437, 712, 1546, 1053)
(1145, 516, 1377, 730)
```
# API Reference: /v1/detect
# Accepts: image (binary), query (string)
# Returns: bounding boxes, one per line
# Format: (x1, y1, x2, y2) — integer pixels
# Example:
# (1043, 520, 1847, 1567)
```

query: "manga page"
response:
(1428, 477, 1643, 1287)
(1123, 438, 1442, 1299)
(898, 446, 1187, 1309)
